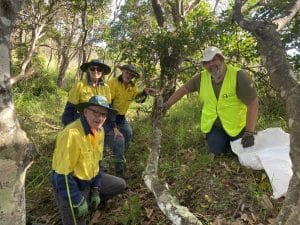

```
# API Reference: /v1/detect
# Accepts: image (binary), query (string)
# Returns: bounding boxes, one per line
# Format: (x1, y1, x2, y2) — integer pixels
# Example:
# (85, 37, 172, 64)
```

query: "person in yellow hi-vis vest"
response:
(51, 96, 126, 225)
(161, 46, 259, 156)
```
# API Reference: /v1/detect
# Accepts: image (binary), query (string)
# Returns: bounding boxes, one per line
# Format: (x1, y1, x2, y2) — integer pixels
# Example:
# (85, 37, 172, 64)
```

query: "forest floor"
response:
(24, 108, 284, 225)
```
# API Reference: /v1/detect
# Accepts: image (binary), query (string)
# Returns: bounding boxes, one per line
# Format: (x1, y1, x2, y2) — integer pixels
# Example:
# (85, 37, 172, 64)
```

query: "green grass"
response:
(14, 71, 287, 224)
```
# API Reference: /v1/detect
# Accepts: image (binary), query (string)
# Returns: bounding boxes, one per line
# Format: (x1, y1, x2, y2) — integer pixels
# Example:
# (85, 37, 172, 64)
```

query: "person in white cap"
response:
(161, 46, 259, 156)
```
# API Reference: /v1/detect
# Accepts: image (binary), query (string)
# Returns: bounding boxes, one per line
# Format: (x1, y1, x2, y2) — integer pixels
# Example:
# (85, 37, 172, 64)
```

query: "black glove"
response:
(241, 132, 255, 148)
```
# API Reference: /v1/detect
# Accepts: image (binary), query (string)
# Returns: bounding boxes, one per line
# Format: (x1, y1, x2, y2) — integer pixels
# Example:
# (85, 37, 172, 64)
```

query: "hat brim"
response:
(201, 53, 226, 62)
(76, 102, 117, 119)
(80, 62, 111, 75)
(118, 66, 140, 78)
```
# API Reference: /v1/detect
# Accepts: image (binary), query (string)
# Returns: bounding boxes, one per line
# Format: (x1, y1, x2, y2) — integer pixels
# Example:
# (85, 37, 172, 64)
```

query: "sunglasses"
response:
(89, 67, 102, 72)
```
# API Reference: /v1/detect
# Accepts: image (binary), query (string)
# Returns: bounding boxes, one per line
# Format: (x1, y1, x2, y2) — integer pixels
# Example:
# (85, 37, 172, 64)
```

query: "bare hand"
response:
(144, 88, 157, 96)
(114, 128, 123, 138)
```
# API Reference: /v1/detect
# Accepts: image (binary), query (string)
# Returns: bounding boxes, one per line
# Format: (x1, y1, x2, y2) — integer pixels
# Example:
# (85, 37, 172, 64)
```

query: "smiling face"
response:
(121, 69, 135, 84)
(88, 66, 103, 82)
(83, 105, 108, 130)
(203, 54, 226, 79)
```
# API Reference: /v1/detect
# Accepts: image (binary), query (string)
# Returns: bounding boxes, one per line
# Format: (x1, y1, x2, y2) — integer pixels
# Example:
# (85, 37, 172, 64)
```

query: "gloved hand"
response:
(73, 199, 88, 218)
(90, 188, 101, 211)
(241, 131, 255, 148)
(158, 102, 168, 112)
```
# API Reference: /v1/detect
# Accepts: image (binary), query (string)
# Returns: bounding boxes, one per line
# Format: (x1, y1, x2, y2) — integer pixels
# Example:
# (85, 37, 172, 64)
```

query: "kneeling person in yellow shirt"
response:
(51, 95, 126, 225)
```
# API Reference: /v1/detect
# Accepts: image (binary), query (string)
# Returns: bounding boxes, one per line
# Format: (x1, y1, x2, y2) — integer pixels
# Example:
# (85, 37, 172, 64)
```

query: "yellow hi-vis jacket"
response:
(52, 119, 104, 180)
(199, 65, 246, 136)
(108, 77, 138, 115)
(68, 79, 111, 105)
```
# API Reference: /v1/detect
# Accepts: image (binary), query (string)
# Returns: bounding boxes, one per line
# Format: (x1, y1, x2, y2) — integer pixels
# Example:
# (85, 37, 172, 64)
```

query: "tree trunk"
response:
(11, 23, 46, 85)
(0, 1, 35, 224)
(233, 1, 300, 224)
(57, 53, 71, 87)
(143, 96, 203, 225)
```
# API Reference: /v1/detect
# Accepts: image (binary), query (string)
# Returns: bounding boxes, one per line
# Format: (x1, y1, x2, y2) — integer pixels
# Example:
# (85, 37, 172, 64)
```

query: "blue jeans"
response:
(117, 118, 133, 152)
(205, 125, 244, 155)
(104, 129, 126, 177)
(104, 118, 132, 177)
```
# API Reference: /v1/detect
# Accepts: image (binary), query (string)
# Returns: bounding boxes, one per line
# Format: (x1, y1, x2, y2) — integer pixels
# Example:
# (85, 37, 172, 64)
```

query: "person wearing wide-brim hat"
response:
(118, 64, 141, 78)
(161, 46, 259, 156)
(80, 59, 111, 75)
(61, 59, 124, 177)
(52, 95, 126, 225)
(107, 64, 156, 178)
(61, 59, 112, 126)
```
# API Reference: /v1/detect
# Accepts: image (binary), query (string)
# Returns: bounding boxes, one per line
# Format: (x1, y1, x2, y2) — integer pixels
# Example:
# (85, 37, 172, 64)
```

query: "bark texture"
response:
(0, 1, 35, 224)
(233, 1, 300, 224)
(143, 96, 203, 225)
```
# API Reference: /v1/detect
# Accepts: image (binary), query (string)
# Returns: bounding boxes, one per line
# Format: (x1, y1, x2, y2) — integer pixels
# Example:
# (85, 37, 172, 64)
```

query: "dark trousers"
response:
(53, 173, 126, 225)
(205, 125, 244, 155)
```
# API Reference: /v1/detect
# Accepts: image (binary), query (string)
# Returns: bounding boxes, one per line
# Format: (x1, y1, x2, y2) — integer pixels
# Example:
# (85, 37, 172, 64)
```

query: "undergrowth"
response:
(14, 71, 287, 225)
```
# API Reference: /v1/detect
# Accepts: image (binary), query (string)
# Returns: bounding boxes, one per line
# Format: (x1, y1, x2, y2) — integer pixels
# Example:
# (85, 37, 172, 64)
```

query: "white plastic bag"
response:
(230, 127, 292, 199)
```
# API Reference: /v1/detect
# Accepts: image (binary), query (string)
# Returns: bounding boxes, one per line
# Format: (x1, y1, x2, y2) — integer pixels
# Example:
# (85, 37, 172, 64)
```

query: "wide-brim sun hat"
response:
(118, 64, 140, 78)
(76, 95, 117, 118)
(80, 59, 111, 75)
(201, 46, 226, 62)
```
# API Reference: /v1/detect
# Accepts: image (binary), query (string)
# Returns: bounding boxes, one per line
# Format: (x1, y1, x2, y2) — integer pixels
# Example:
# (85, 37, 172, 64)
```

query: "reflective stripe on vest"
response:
(199, 65, 246, 136)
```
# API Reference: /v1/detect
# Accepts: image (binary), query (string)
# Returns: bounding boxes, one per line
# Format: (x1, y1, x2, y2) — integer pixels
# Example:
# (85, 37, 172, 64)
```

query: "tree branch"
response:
(151, 0, 166, 27)
(272, 0, 300, 31)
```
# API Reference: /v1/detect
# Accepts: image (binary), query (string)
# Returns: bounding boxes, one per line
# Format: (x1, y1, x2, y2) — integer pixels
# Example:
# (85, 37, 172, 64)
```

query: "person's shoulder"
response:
(62, 119, 82, 132)
(237, 69, 249, 77)
(102, 82, 109, 87)
(236, 69, 253, 82)
(108, 77, 117, 83)
(108, 77, 120, 86)
(72, 79, 87, 88)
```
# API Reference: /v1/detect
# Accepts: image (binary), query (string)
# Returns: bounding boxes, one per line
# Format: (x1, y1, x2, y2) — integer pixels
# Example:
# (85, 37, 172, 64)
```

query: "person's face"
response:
(84, 105, 108, 130)
(203, 54, 225, 78)
(121, 69, 134, 84)
(88, 66, 103, 81)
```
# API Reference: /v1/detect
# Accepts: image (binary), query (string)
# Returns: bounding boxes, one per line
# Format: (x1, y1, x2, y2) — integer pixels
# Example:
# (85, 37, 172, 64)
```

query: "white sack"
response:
(230, 127, 292, 199)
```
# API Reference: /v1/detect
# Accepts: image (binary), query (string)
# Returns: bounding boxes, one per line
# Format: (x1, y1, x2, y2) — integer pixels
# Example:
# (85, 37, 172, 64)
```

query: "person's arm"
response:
(245, 97, 259, 133)
(236, 70, 258, 133)
(135, 88, 157, 103)
(164, 85, 189, 110)
(61, 102, 80, 126)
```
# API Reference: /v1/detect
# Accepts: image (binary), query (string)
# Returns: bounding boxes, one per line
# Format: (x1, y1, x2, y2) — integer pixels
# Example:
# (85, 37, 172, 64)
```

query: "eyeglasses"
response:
(89, 67, 102, 72)
(87, 107, 107, 117)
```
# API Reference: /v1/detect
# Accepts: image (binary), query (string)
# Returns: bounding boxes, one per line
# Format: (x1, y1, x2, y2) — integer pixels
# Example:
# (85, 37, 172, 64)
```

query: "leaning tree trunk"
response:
(0, 1, 35, 225)
(233, 1, 300, 224)
(143, 96, 203, 225)
(57, 52, 71, 87)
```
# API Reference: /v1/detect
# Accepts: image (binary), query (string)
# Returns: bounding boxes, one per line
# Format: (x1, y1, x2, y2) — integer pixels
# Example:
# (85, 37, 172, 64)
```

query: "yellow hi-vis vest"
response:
(199, 65, 246, 136)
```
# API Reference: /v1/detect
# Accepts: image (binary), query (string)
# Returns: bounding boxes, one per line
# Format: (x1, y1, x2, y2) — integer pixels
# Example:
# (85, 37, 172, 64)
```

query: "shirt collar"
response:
(80, 115, 101, 135)
(87, 77, 105, 86)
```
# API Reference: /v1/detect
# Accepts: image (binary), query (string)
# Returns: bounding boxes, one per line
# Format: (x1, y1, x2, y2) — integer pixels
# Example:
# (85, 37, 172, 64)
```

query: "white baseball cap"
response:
(201, 46, 225, 62)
